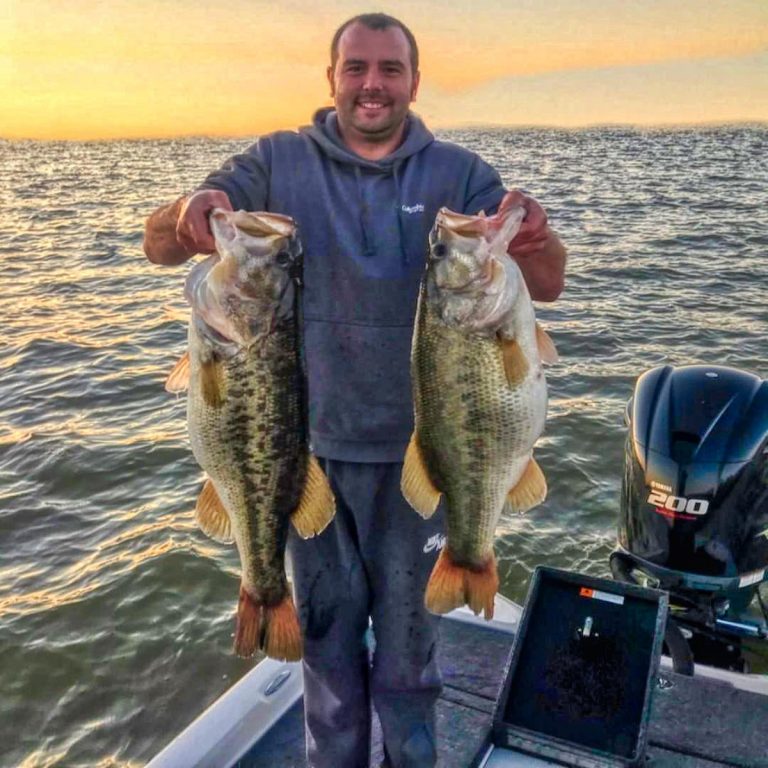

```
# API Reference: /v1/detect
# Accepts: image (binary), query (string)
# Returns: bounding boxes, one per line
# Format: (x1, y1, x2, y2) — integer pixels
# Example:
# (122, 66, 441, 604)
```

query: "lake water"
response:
(0, 126, 766, 767)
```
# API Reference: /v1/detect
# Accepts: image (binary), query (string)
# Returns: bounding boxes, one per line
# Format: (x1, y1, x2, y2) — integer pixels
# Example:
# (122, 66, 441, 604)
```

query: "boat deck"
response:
(237, 616, 768, 768)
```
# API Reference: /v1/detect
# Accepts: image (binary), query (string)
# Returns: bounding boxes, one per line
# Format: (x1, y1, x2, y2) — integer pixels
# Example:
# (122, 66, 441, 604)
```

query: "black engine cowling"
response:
(619, 364, 768, 587)
(615, 365, 768, 673)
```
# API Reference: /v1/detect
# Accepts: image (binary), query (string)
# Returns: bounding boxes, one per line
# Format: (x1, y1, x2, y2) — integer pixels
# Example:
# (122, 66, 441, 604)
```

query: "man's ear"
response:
(327, 66, 335, 98)
(410, 70, 421, 102)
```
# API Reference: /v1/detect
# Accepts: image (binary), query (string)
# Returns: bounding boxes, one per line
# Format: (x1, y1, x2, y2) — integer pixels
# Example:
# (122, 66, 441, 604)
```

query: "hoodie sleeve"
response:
(196, 138, 271, 211)
(463, 155, 506, 217)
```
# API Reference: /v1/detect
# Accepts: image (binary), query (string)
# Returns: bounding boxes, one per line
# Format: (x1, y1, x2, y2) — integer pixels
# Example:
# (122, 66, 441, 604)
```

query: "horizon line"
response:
(1, 119, 766, 143)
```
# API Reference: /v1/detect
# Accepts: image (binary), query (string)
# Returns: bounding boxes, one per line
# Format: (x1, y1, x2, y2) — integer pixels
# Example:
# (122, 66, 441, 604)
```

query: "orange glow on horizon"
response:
(1, 1, 766, 140)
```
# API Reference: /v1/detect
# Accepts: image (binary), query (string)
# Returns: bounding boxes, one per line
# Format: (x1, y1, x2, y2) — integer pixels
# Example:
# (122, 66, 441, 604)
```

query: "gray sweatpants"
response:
(287, 459, 446, 768)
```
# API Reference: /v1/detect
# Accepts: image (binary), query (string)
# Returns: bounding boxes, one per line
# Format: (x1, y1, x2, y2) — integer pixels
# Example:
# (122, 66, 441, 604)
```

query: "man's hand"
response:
(176, 190, 234, 255)
(500, 190, 549, 257)
(144, 189, 234, 266)
(500, 189, 566, 302)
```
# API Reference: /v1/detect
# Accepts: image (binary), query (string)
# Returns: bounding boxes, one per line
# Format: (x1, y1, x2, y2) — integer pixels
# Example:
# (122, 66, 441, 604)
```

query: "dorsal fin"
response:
(165, 352, 190, 393)
(535, 322, 559, 364)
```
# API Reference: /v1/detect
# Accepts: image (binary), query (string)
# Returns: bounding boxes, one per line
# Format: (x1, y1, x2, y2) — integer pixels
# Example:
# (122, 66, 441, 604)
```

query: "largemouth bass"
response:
(401, 201, 557, 620)
(166, 209, 335, 661)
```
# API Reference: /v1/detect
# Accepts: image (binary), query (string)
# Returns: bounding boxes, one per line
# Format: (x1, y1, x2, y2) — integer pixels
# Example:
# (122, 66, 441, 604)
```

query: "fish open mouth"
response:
(436, 205, 525, 247)
(210, 209, 296, 239)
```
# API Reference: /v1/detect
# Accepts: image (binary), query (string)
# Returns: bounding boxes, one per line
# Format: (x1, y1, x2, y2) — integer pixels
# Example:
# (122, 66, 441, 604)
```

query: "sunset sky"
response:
(2, 0, 766, 140)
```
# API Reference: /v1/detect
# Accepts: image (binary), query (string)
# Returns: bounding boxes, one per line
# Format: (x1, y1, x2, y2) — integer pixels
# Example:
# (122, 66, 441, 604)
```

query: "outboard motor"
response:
(612, 365, 768, 674)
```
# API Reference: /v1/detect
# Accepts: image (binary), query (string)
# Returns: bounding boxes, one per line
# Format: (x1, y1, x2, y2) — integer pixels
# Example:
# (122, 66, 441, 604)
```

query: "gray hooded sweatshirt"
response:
(198, 108, 506, 462)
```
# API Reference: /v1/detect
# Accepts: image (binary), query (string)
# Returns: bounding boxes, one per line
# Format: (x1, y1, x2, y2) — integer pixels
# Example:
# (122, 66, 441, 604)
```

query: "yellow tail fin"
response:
(465, 556, 498, 620)
(234, 586, 262, 658)
(424, 549, 467, 615)
(425, 549, 498, 620)
(262, 595, 303, 662)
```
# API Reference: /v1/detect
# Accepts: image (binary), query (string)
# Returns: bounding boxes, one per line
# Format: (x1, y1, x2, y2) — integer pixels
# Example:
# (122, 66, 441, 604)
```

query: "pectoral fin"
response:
(535, 322, 559, 364)
(507, 457, 547, 513)
(165, 352, 190, 393)
(201, 358, 224, 408)
(498, 336, 529, 386)
(163, 305, 189, 325)
(291, 455, 336, 538)
(196, 478, 234, 543)
(401, 432, 442, 519)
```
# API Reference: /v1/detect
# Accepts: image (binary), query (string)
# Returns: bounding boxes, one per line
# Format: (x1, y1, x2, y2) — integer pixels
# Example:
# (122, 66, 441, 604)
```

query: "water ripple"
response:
(0, 127, 766, 766)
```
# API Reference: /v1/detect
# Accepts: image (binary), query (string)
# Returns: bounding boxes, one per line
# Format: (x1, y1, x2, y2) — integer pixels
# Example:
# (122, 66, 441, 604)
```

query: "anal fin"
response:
(401, 432, 442, 519)
(507, 456, 547, 513)
(196, 478, 233, 543)
(291, 455, 336, 538)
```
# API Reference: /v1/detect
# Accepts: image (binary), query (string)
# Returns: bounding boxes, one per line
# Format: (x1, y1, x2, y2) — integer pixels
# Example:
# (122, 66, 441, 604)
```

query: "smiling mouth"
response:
(357, 101, 388, 111)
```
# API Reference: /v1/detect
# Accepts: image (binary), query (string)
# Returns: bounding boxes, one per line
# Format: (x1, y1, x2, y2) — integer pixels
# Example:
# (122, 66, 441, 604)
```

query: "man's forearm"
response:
(514, 228, 566, 302)
(143, 196, 193, 266)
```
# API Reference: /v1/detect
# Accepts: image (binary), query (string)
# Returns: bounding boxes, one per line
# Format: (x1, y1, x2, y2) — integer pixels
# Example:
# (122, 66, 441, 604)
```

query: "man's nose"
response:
(362, 69, 384, 90)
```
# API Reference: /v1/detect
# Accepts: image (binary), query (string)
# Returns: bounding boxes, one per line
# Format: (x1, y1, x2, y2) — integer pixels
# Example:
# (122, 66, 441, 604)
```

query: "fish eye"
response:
(276, 250, 292, 267)
(431, 243, 448, 260)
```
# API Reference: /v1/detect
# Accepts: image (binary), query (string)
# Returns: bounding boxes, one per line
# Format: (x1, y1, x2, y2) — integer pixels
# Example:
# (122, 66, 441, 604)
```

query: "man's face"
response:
(328, 22, 420, 145)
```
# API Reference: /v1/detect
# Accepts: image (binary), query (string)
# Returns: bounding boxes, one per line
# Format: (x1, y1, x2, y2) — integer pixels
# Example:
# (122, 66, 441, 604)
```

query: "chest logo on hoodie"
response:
(401, 203, 425, 214)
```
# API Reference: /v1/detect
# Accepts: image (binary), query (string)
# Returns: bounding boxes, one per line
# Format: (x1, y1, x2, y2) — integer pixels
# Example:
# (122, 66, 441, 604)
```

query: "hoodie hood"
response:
(302, 107, 434, 169)
(302, 107, 436, 261)
(196, 114, 507, 462)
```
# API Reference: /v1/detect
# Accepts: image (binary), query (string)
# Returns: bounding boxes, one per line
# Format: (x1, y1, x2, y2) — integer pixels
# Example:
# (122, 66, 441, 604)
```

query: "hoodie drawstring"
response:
(354, 165, 373, 258)
(392, 161, 408, 265)
(356, 163, 405, 262)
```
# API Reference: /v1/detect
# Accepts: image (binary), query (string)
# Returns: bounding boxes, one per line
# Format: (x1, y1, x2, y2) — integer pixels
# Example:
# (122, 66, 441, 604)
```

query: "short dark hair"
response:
(330, 13, 419, 73)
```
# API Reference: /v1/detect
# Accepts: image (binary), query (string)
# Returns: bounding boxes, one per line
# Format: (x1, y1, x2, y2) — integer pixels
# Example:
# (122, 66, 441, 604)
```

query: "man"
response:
(144, 13, 565, 768)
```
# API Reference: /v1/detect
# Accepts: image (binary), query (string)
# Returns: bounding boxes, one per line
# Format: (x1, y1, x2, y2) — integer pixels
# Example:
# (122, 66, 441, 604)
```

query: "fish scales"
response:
(413, 290, 538, 564)
(402, 202, 554, 620)
(168, 209, 335, 661)
(187, 314, 305, 607)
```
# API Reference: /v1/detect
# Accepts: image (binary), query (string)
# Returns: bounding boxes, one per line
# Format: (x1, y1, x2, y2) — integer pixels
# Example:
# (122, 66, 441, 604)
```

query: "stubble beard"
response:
(347, 105, 409, 146)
